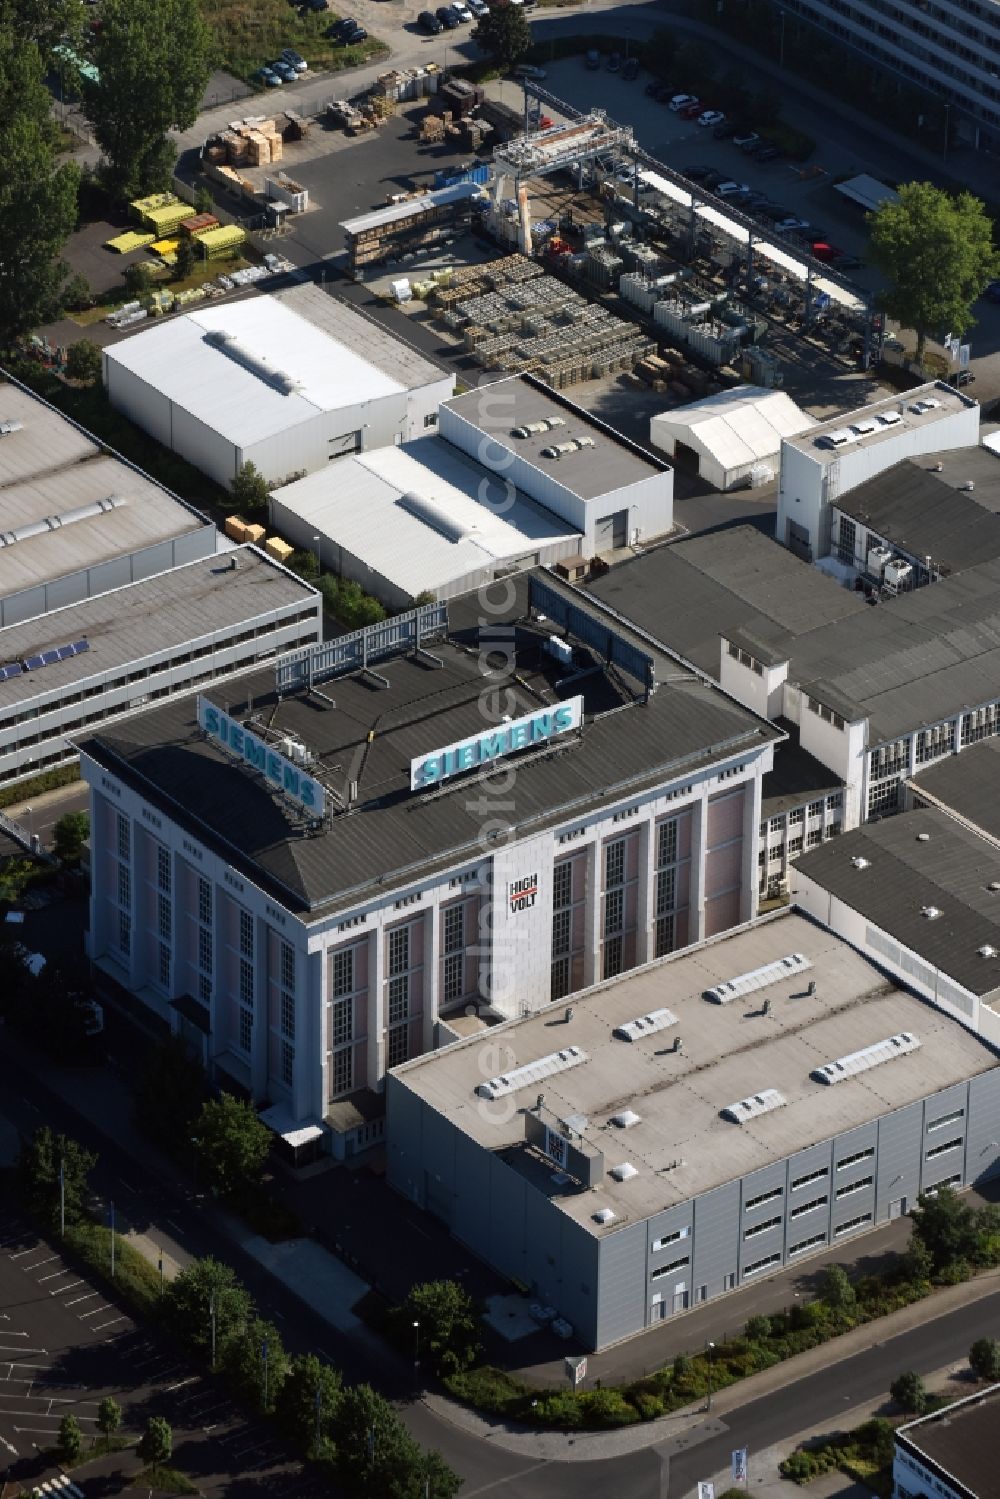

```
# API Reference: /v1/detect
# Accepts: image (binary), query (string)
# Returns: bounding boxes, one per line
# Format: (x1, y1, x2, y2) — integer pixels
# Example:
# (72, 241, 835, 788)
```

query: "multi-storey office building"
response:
(782, 0, 1000, 148)
(387, 912, 1000, 1349)
(80, 576, 781, 1158)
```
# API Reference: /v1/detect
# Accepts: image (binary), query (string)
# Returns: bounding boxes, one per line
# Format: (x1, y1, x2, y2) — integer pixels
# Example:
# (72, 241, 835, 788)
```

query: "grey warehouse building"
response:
(387, 912, 1000, 1350)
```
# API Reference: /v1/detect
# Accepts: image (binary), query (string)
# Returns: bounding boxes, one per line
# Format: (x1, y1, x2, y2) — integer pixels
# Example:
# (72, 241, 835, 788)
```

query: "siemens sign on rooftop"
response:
(410, 697, 582, 788)
(80, 574, 780, 1160)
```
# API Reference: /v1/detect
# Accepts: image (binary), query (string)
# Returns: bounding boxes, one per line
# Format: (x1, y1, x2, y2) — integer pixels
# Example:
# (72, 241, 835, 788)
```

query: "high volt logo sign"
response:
(508, 874, 538, 914)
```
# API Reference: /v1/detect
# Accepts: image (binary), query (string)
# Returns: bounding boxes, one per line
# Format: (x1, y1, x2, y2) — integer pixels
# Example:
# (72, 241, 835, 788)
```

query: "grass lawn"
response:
(200, 0, 389, 82)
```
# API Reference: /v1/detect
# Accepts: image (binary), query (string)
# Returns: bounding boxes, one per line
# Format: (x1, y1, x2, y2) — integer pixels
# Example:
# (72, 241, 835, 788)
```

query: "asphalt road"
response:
(7, 1037, 1000, 1498)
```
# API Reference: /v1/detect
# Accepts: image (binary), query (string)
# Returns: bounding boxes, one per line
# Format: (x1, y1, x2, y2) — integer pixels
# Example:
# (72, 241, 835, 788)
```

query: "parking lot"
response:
(0, 1212, 332, 1497)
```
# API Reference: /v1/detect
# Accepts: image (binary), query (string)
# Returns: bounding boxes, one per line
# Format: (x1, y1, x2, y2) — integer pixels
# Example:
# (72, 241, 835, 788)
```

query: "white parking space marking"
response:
(78, 1306, 110, 1319)
(0, 1433, 16, 1455)
(65, 1293, 98, 1307)
(22, 1255, 59, 1271)
(167, 1375, 199, 1392)
(93, 1316, 128, 1331)
(0, 1346, 47, 1357)
(38, 1269, 70, 1283)
(50, 1280, 85, 1295)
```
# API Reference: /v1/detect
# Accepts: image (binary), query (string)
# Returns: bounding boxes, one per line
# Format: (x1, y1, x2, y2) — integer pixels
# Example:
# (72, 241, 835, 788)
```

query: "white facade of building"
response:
(102, 288, 454, 490)
(439, 379, 673, 556)
(777, 382, 979, 562)
(83, 733, 770, 1158)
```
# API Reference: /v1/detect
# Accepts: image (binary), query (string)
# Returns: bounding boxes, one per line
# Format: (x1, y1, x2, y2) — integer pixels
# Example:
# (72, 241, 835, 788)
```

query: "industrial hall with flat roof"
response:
(80, 573, 780, 1158)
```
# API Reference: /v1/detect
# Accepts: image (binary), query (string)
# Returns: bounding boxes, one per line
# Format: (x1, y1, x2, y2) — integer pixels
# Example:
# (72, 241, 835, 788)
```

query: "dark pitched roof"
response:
(588, 525, 1000, 745)
(761, 719, 843, 818)
(792, 808, 1000, 996)
(835, 447, 1000, 576)
(586, 526, 865, 676)
(82, 578, 779, 917)
(910, 739, 1000, 842)
(898, 1387, 1000, 1499)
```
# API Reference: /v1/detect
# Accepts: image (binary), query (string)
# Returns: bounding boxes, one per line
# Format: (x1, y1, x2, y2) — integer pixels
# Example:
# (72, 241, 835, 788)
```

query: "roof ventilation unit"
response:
(921, 904, 942, 919)
(988, 881, 1000, 893)
(610, 1161, 639, 1182)
(611, 1108, 642, 1129)
(979, 945, 998, 958)
(916, 833, 931, 842)
(0, 420, 24, 437)
(704, 952, 811, 1005)
(722, 1089, 787, 1124)
(821, 428, 857, 449)
(540, 437, 597, 459)
(878, 411, 903, 428)
(851, 418, 879, 436)
(911, 397, 942, 414)
(613, 1007, 678, 1041)
(397, 491, 478, 544)
(962, 481, 975, 491)
(512, 416, 565, 437)
(851, 856, 870, 870)
(592, 1207, 617, 1225)
(476, 1044, 588, 1100)
(812, 1031, 920, 1085)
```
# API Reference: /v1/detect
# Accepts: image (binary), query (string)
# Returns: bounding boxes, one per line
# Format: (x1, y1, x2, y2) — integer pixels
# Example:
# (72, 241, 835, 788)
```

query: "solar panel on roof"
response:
(72, 639, 89, 655)
(23, 655, 44, 671)
(0, 663, 22, 681)
(41, 650, 59, 665)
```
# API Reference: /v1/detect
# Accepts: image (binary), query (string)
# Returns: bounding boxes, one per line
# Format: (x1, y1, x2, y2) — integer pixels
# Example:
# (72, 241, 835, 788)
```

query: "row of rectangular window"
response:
(927, 1109, 963, 1133)
(652, 1227, 689, 1251)
(744, 1215, 782, 1240)
(745, 1185, 783, 1212)
(836, 1146, 874, 1171)
(788, 1231, 827, 1258)
(926, 1136, 963, 1161)
(744, 1252, 781, 1277)
(835, 1175, 873, 1200)
(650, 1255, 689, 1279)
(790, 1193, 828, 1220)
(791, 1166, 827, 1191)
(834, 1212, 872, 1238)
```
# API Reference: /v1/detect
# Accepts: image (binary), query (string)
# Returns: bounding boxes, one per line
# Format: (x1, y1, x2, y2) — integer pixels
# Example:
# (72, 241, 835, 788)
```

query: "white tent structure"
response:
(650, 386, 814, 491)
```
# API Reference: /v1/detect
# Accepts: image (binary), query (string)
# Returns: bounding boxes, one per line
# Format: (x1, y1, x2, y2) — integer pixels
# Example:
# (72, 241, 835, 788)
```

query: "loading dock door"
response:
(594, 510, 627, 551)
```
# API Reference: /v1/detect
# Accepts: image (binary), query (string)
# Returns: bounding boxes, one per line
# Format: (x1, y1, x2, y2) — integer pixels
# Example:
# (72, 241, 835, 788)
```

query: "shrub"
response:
(672, 1352, 692, 1380)
(532, 1390, 584, 1428)
(629, 1390, 664, 1420)
(580, 1388, 639, 1428)
(65, 340, 102, 386)
(890, 1369, 928, 1414)
(745, 1313, 772, 1342)
(970, 1337, 1000, 1381)
(59, 1413, 82, 1460)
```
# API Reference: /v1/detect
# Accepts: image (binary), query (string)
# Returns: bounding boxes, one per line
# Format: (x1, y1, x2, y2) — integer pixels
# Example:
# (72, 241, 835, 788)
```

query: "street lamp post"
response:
(413, 1319, 421, 1372)
(706, 1340, 716, 1411)
(312, 534, 322, 575)
(209, 1292, 217, 1369)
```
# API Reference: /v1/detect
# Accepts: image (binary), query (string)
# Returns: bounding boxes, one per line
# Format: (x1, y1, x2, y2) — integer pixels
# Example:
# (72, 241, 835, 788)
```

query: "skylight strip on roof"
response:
(722, 1088, 787, 1123)
(704, 952, 811, 1004)
(811, 1032, 920, 1085)
(475, 1045, 588, 1101)
(613, 1007, 678, 1042)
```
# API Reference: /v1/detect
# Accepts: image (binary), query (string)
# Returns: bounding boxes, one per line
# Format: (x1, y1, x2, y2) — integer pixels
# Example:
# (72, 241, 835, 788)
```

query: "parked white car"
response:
(698, 110, 726, 128)
(668, 93, 698, 111)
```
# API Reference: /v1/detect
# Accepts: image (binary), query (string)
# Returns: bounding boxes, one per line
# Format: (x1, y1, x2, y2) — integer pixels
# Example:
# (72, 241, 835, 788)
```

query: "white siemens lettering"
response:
(410, 696, 583, 790)
(197, 696, 325, 816)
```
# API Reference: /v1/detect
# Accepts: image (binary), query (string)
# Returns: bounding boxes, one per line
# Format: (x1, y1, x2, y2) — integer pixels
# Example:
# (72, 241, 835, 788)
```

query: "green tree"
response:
(52, 809, 90, 861)
(403, 1280, 480, 1376)
(969, 1337, 1000, 1381)
(0, 0, 85, 61)
(193, 1092, 271, 1198)
(65, 341, 103, 387)
(0, 37, 81, 339)
(230, 460, 271, 513)
(163, 1256, 253, 1360)
(193, 185, 214, 214)
(174, 235, 196, 282)
(132, 1034, 209, 1154)
(61, 271, 92, 312)
(890, 1369, 927, 1414)
(289, 549, 319, 581)
(59, 1412, 82, 1461)
(868, 181, 998, 361)
(473, 0, 531, 70)
(138, 1415, 172, 1464)
(974, 1202, 1000, 1265)
(820, 1264, 856, 1318)
(17, 1127, 96, 1230)
(274, 1353, 342, 1458)
(331, 1383, 459, 1498)
(744, 1314, 771, 1343)
(910, 1184, 978, 1272)
(901, 1232, 935, 1284)
(97, 1395, 122, 1449)
(85, 0, 211, 199)
(122, 261, 154, 301)
(221, 1316, 289, 1413)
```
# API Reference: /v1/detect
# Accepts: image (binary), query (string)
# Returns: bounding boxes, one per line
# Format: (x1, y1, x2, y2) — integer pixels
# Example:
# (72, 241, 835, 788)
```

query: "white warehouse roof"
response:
(650, 386, 813, 471)
(269, 436, 580, 597)
(103, 286, 444, 448)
